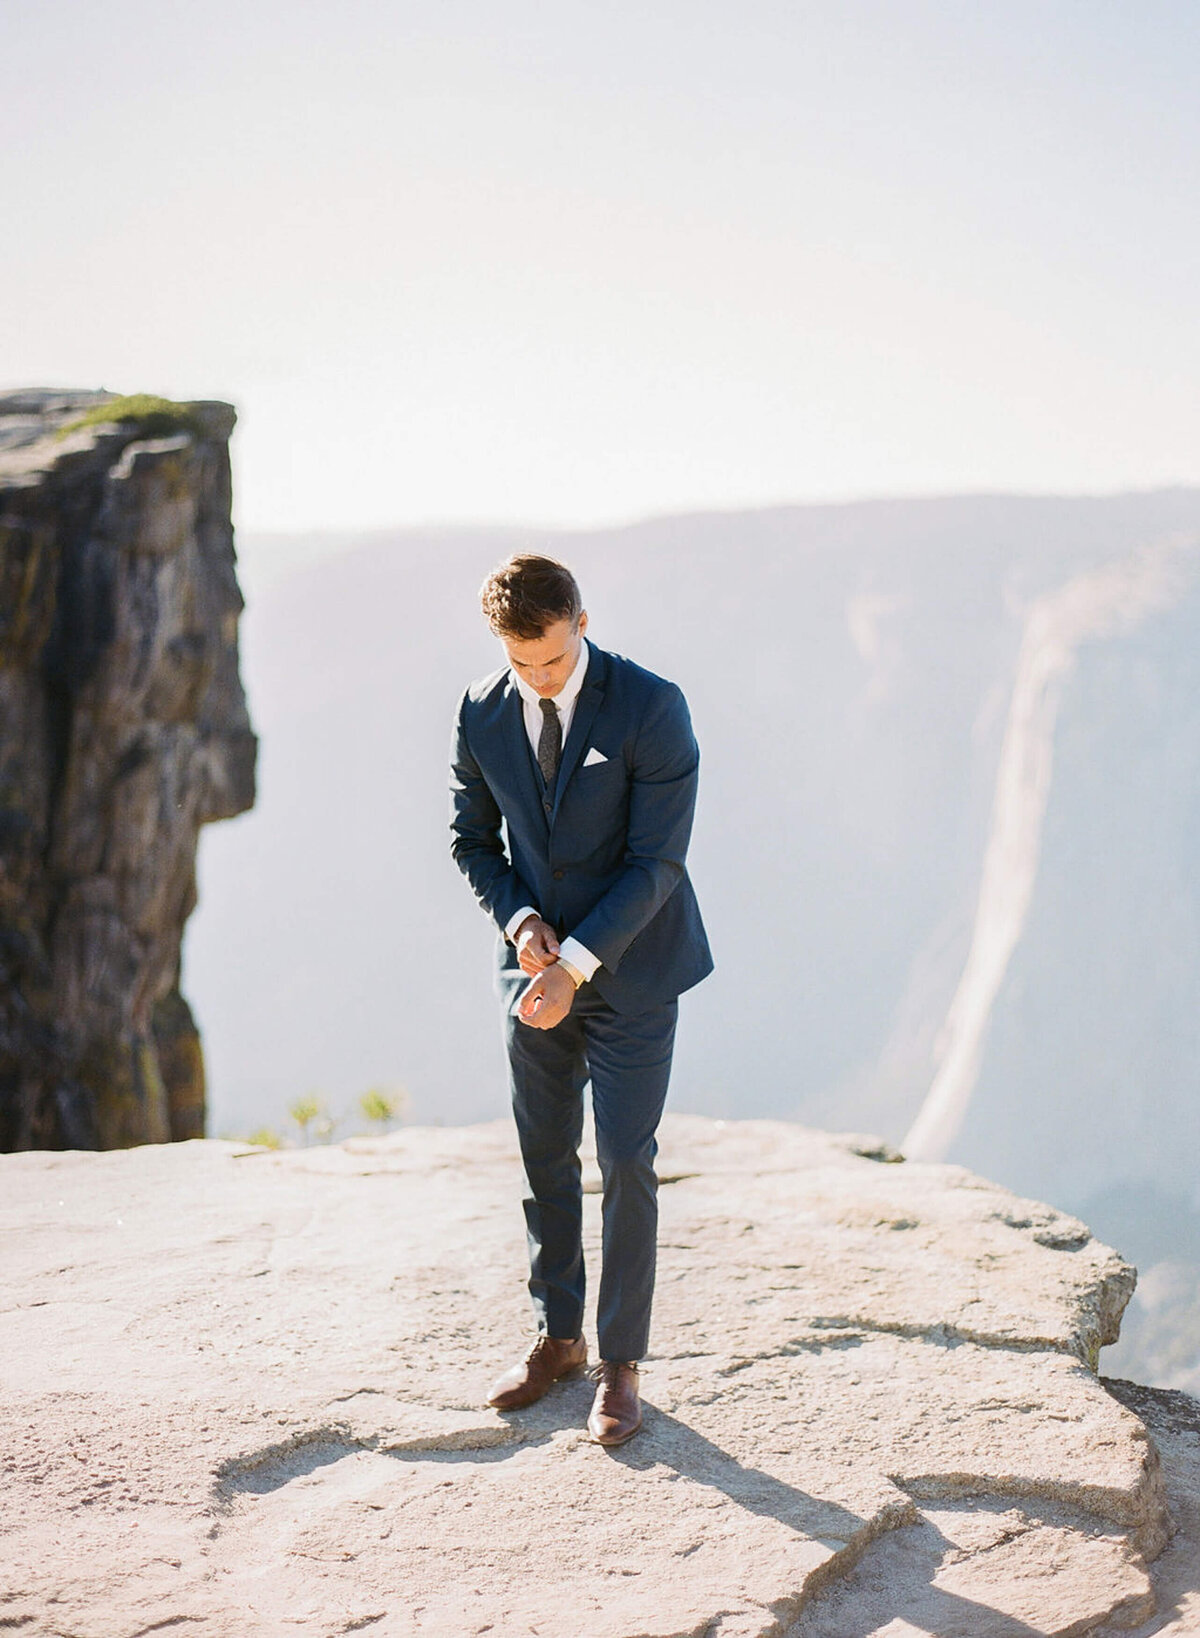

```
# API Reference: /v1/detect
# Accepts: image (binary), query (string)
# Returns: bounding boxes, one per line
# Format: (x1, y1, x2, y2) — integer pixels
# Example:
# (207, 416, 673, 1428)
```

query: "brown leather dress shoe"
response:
(486, 1334, 587, 1410)
(586, 1360, 642, 1445)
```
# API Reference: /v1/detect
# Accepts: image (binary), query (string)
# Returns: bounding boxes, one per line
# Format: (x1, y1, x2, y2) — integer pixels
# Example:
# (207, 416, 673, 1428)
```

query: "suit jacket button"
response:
(543, 799, 552, 811)
(553, 868, 564, 880)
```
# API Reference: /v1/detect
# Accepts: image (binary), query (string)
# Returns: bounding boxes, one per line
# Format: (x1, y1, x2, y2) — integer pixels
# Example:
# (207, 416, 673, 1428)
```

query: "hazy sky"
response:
(3, 1, 1198, 530)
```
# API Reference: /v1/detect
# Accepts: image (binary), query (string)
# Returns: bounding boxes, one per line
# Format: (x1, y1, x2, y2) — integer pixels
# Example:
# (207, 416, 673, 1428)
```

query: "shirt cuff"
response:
(505, 906, 539, 943)
(558, 936, 601, 983)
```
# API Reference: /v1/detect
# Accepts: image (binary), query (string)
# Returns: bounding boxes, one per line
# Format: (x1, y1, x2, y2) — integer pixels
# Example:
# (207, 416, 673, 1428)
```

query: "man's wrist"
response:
(506, 906, 540, 943)
(557, 957, 586, 990)
(557, 935, 601, 983)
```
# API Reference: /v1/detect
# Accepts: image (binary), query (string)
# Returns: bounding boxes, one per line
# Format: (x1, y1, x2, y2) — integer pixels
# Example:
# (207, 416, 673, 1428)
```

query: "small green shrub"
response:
(246, 1126, 284, 1151)
(360, 1087, 409, 1130)
(289, 1094, 324, 1140)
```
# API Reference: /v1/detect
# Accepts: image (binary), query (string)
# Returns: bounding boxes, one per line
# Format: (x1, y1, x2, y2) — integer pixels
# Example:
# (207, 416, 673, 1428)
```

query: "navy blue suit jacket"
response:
(450, 641, 713, 1014)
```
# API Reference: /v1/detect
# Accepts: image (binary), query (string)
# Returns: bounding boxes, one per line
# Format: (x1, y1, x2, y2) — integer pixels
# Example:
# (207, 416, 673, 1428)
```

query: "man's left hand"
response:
(515, 914, 560, 976)
(517, 962, 578, 1030)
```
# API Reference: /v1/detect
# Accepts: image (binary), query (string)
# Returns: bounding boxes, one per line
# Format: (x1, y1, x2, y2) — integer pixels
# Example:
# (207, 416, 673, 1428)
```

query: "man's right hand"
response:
(515, 914, 560, 975)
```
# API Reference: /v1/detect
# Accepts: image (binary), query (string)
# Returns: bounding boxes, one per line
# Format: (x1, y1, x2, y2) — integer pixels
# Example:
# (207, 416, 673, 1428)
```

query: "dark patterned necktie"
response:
(538, 697, 561, 787)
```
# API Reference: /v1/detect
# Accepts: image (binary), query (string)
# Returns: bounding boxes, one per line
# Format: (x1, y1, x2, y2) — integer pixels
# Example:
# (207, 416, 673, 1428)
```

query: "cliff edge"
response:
(0, 389, 255, 1149)
(2, 1115, 1197, 1636)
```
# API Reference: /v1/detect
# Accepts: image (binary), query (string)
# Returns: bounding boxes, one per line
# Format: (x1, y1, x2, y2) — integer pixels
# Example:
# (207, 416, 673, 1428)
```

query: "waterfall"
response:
(902, 540, 1194, 1163)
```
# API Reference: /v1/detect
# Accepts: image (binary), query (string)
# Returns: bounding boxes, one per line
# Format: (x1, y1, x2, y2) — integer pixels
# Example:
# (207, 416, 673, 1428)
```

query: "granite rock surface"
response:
(0, 1114, 1187, 1637)
(0, 389, 255, 1150)
(1093, 1380, 1200, 1638)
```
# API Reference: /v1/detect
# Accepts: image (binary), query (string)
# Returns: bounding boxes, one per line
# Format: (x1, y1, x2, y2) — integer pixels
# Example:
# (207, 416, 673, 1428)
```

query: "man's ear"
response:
(577, 610, 589, 637)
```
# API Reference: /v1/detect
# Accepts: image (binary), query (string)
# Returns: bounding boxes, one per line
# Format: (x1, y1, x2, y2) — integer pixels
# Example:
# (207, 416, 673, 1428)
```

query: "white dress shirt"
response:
(504, 640, 601, 983)
(512, 634, 590, 759)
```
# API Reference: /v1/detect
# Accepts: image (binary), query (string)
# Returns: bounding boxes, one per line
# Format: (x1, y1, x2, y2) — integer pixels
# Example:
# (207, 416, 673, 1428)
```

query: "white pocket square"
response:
(583, 747, 608, 767)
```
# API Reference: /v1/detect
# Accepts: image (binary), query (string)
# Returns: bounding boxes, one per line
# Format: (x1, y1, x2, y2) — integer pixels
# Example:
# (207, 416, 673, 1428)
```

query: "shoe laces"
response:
(587, 1360, 638, 1384)
(525, 1334, 578, 1364)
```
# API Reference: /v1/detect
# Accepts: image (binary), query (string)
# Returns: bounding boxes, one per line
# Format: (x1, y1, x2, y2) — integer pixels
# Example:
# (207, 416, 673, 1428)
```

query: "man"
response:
(449, 554, 712, 1445)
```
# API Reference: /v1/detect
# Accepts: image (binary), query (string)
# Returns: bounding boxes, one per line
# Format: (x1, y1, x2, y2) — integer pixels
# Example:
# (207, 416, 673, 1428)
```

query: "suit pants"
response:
(501, 979, 677, 1363)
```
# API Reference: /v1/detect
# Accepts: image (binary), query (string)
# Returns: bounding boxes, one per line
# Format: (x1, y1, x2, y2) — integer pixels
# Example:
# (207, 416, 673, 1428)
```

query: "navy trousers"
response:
(501, 977, 677, 1363)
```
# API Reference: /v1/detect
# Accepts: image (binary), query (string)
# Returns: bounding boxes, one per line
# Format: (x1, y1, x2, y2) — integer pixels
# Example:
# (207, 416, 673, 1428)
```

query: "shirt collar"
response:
(511, 635, 590, 715)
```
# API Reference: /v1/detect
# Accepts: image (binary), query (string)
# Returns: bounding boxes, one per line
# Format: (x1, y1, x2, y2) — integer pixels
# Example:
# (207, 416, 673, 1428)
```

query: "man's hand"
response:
(515, 914, 560, 976)
(517, 962, 577, 1030)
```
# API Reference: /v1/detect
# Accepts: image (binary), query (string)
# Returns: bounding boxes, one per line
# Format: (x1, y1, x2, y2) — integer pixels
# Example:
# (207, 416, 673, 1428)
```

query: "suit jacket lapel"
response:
(550, 643, 606, 823)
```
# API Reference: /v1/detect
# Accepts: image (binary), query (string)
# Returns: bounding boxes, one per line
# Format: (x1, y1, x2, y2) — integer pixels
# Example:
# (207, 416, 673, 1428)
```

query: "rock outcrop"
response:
(1096, 1380, 1200, 1637)
(2, 1115, 1196, 1637)
(0, 390, 255, 1149)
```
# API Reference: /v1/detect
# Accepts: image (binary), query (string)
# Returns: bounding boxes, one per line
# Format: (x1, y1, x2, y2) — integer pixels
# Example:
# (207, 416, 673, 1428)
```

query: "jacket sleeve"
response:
(569, 681, 699, 974)
(449, 691, 537, 936)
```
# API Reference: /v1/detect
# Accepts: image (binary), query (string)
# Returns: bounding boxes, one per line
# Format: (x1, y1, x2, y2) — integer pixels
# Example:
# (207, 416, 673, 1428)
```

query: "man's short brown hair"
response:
(479, 554, 583, 640)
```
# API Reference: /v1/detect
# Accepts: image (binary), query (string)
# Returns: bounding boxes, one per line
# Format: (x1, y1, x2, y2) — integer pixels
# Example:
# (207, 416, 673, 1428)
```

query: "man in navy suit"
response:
(450, 554, 712, 1444)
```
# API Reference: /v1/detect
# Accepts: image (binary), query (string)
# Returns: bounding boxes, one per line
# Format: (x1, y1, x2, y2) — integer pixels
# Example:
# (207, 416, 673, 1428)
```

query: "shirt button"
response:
(553, 869, 564, 880)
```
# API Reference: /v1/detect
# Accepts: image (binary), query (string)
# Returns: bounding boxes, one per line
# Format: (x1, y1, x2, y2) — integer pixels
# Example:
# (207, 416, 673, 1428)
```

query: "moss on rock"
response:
(56, 394, 206, 443)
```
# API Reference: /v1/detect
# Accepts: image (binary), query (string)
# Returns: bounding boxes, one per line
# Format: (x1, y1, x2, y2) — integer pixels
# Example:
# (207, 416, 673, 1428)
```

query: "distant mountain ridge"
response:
(187, 488, 1200, 1388)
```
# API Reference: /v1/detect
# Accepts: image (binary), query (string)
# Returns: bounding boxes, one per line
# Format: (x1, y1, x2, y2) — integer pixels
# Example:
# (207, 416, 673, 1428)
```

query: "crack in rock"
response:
(894, 1465, 1170, 1562)
(212, 1419, 528, 1507)
(715, 1314, 1101, 1368)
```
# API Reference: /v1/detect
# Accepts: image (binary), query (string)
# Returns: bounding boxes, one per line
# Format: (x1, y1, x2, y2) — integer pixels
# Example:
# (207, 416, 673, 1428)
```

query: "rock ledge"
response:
(1, 1115, 1194, 1637)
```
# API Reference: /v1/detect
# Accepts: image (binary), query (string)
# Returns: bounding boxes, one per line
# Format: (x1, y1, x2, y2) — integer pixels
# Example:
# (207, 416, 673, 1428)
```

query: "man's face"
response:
(500, 612, 588, 698)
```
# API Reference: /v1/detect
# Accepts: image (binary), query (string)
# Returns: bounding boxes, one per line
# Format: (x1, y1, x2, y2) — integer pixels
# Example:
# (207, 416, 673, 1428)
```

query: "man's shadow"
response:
(492, 1383, 1061, 1638)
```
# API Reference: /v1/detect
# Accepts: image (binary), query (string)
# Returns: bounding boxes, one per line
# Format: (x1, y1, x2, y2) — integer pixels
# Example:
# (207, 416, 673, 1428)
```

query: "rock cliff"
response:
(0, 389, 255, 1150)
(2, 1116, 1197, 1636)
